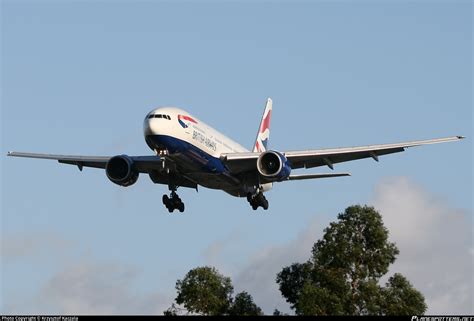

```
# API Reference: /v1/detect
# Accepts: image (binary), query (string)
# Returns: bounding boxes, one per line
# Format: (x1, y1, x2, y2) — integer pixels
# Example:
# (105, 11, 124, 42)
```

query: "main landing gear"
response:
(247, 192, 269, 211)
(162, 191, 185, 213)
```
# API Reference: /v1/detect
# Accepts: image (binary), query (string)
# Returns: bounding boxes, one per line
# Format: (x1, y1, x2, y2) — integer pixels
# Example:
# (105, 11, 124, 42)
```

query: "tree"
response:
(276, 262, 311, 311)
(276, 205, 427, 315)
(381, 273, 427, 315)
(272, 309, 289, 316)
(174, 266, 233, 315)
(163, 303, 179, 316)
(167, 266, 264, 315)
(228, 291, 263, 316)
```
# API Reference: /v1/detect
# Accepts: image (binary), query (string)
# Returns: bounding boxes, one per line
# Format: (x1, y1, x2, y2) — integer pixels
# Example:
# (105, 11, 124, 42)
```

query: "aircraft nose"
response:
(143, 111, 173, 137)
(143, 116, 154, 136)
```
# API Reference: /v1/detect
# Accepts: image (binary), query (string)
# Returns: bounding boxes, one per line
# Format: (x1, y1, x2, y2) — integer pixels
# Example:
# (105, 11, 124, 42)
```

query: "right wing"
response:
(221, 136, 465, 173)
(284, 136, 465, 170)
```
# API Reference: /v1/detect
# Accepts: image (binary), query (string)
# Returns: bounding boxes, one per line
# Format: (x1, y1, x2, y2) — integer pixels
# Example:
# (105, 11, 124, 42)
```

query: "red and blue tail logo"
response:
(253, 98, 272, 153)
(178, 114, 197, 128)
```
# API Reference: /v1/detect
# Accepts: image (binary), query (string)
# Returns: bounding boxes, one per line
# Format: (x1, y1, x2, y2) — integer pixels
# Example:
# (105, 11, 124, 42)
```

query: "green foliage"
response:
(312, 205, 399, 281)
(296, 282, 345, 315)
(175, 266, 233, 315)
(276, 205, 427, 316)
(228, 291, 263, 316)
(381, 273, 427, 315)
(275, 262, 311, 310)
(272, 309, 289, 316)
(168, 266, 264, 315)
(163, 303, 179, 316)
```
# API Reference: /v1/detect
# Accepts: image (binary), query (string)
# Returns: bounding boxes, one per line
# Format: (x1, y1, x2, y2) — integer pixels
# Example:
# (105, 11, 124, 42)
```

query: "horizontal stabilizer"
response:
(287, 173, 351, 181)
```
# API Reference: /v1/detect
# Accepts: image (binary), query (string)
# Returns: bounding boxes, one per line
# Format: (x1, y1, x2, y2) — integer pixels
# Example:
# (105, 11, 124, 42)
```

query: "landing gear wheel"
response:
(247, 191, 269, 211)
(162, 194, 174, 212)
(162, 191, 185, 213)
(247, 193, 252, 203)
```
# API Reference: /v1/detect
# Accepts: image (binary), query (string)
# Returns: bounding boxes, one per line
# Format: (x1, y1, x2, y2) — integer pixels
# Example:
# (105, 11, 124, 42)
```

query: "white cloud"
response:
(202, 230, 243, 274)
(1, 232, 73, 262)
(5, 259, 172, 315)
(232, 218, 328, 314)
(371, 177, 473, 314)
(1, 232, 173, 315)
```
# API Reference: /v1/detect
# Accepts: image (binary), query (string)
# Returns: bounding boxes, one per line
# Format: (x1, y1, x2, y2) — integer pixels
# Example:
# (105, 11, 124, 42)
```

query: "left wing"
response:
(7, 151, 111, 170)
(6, 151, 198, 188)
(221, 136, 465, 173)
(6, 151, 163, 172)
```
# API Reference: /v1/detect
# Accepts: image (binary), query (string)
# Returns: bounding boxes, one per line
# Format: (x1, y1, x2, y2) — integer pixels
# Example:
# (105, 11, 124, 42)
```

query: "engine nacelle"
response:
(256, 150, 291, 182)
(105, 155, 139, 187)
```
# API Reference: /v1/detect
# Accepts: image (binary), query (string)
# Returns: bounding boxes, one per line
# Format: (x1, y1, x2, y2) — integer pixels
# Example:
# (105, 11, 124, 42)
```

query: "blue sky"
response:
(1, 1, 472, 314)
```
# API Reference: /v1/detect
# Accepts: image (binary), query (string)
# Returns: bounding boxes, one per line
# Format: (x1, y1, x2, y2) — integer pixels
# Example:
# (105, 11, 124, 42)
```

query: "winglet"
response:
(253, 98, 272, 153)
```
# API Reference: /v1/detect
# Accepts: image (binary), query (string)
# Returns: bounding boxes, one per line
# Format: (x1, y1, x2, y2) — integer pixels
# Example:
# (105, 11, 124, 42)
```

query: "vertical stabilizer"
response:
(253, 98, 272, 153)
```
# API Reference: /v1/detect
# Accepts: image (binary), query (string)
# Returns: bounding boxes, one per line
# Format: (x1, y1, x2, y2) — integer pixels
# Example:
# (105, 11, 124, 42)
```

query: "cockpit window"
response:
(148, 114, 171, 120)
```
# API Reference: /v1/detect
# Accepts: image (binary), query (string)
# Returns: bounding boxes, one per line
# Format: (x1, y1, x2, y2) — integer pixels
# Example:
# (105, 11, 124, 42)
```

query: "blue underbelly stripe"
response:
(146, 135, 227, 174)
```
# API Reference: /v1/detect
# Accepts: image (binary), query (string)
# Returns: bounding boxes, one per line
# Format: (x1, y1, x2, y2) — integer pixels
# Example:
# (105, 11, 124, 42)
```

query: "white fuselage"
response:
(143, 107, 248, 156)
(143, 107, 264, 196)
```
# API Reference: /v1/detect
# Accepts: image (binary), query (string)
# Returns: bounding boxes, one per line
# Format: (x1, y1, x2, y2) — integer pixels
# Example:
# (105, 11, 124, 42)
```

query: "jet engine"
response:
(256, 150, 291, 182)
(105, 155, 139, 187)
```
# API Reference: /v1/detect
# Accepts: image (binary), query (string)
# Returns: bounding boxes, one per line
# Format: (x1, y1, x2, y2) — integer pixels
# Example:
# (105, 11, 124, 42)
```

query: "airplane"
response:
(7, 98, 464, 213)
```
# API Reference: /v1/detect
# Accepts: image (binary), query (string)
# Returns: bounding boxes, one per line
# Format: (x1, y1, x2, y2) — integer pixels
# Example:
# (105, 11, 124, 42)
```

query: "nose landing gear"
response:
(247, 192, 269, 210)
